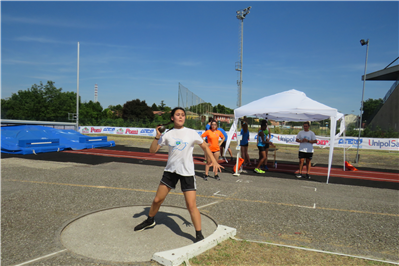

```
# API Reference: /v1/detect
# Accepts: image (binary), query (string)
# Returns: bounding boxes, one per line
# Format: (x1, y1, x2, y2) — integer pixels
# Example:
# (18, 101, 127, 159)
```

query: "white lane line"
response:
(198, 201, 220, 209)
(295, 204, 316, 209)
(13, 249, 67, 266)
(213, 191, 227, 197)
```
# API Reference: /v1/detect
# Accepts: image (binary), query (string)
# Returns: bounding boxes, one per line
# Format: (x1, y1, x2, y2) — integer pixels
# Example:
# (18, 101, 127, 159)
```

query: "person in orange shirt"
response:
(201, 120, 225, 180)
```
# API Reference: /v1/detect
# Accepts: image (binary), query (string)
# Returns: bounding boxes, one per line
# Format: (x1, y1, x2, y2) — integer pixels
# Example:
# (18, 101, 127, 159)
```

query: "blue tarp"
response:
(1, 125, 115, 155)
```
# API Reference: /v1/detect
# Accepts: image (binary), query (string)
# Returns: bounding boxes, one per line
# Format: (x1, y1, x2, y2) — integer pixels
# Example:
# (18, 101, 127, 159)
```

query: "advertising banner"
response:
(79, 126, 399, 151)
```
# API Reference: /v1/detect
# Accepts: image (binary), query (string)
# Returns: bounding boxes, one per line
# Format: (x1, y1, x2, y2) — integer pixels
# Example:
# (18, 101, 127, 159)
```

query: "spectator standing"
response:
(201, 120, 225, 180)
(203, 117, 213, 162)
(295, 122, 317, 179)
(254, 121, 268, 174)
(240, 120, 251, 166)
(261, 121, 271, 170)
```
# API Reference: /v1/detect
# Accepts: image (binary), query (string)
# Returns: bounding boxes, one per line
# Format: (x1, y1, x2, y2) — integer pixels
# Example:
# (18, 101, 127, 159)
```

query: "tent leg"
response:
(233, 151, 241, 176)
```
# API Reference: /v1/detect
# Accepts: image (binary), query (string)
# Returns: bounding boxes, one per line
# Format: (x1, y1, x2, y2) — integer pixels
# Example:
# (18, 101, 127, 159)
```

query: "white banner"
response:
(79, 126, 399, 151)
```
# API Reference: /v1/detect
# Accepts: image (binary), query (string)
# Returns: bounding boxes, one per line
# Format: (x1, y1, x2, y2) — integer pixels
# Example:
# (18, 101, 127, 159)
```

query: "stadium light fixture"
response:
(235, 6, 251, 107)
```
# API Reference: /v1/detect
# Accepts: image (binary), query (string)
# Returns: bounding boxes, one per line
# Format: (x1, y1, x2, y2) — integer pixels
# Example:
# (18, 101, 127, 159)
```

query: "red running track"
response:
(64, 149, 399, 183)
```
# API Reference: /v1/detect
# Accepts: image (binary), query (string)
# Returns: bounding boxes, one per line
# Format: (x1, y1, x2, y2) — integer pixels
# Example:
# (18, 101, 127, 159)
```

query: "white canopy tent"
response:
(225, 89, 345, 184)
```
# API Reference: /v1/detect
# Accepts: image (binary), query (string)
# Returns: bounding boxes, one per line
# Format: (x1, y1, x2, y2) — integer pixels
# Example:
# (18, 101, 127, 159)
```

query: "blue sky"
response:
(1, 1, 398, 116)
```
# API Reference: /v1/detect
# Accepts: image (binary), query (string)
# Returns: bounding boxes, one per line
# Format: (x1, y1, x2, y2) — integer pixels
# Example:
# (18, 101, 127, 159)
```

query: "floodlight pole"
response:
(76, 42, 80, 132)
(236, 6, 251, 108)
(355, 39, 369, 163)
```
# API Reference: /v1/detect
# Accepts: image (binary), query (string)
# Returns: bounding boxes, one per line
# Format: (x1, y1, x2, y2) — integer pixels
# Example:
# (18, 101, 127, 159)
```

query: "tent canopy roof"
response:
(235, 89, 343, 122)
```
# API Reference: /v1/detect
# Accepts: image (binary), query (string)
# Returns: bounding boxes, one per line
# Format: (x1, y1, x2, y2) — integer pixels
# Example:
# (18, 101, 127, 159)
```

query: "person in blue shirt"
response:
(218, 127, 233, 162)
(254, 120, 269, 174)
(240, 120, 251, 166)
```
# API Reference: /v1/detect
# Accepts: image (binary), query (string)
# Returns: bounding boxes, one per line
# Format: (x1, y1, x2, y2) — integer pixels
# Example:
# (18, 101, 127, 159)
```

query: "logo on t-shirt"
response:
(170, 138, 188, 151)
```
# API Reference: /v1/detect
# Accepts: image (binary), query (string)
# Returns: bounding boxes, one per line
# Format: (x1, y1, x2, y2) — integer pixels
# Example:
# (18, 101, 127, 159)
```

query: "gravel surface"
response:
(1, 136, 398, 265)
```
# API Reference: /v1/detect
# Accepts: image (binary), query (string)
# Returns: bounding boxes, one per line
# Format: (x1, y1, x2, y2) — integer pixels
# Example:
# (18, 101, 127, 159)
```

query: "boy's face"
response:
(303, 124, 309, 131)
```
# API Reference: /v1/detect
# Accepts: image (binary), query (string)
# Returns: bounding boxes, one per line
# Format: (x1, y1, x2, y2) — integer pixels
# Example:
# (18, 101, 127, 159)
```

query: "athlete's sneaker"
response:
(214, 174, 220, 181)
(263, 165, 269, 171)
(203, 175, 209, 181)
(134, 217, 156, 232)
(254, 168, 265, 174)
(195, 234, 205, 243)
(306, 174, 311, 180)
(295, 173, 302, 178)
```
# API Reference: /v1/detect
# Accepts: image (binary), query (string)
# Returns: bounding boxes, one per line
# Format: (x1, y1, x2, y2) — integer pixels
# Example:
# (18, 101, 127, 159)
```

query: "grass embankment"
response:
(187, 238, 392, 266)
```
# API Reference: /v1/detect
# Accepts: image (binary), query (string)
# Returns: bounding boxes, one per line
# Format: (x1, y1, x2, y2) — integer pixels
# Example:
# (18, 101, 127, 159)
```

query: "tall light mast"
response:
(94, 84, 98, 103)
(235, 6, 251, 107)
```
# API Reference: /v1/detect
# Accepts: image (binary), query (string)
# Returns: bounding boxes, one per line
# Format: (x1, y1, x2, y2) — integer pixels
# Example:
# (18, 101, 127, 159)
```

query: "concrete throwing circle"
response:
(60, 205, 218, 263)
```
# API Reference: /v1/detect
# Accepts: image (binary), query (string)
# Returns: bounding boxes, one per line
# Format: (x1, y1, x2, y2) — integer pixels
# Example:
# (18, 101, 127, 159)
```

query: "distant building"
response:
(210, 112, 234, 123)
(363, 64, 399, 132)
(186, 111, 199, 120)
(344, 114, 358, 128)
(153, 111, 165, 116)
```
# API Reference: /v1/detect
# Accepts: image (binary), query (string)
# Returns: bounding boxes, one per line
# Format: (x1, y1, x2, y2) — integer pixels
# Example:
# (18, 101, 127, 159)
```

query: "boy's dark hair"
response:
(303, 121, 310, 126)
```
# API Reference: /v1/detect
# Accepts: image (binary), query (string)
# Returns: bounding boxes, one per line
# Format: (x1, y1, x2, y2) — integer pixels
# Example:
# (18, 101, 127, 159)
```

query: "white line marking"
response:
(198, 201, 220, 209)
(13, 249, 67, 266)
(295, 205, 316, 209)
(301, 186, 316, 190)
(213, 191, 227, 197)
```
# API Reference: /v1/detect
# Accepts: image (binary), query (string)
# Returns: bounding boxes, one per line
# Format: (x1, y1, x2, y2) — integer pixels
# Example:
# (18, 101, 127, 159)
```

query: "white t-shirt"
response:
(158, 127, 203, 176)
(296, 130, 316, 153)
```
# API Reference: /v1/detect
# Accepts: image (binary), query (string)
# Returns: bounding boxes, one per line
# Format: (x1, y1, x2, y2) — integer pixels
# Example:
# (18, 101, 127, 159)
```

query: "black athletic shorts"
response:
(161, 171, 196, 192)
(298, 151, 313, 160)
(221, 141, 226, 148)
(258, 146, 266, 152)
(240, 143, 248, 147)
(257, 143, 269, 152)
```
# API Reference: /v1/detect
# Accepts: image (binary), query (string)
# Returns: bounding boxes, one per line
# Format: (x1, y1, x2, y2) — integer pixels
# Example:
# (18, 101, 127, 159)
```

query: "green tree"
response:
(158, 100, 166, 111)
(2, 81, 76, 121)
(122, 99, 154, 121)
(151, 103, 159, 111)
(79, 101, 103, 121)
(188, 102, 213, 115)
(212, 104, 234, 114)
(1, 98, 9, 118)
(362, 98, 383, 124)
(108, 104, 123, 118)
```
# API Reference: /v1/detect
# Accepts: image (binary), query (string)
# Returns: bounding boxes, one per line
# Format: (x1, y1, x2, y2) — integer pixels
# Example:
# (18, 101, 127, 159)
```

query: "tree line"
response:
(2, 81, 396, 137)
(1, 81, 233, 130)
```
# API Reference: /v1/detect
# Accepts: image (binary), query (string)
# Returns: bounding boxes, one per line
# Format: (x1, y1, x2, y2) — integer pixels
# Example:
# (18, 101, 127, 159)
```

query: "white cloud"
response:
(2, 15, 104, 29)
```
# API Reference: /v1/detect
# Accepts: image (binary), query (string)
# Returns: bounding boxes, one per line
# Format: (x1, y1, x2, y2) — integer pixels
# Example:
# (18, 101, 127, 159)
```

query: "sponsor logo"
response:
(91, 127, 102, 133)
(125, 129, 138, 134)
(82, 127, 89, 134)
(317, 140, 329, 145)
(140, 129, 154, 134)
(277, 136, 296, 143)
(338, 139, 363, 145)
(368, 139, 399, 148)
(102, 127, 115, 132)
(116, 128, 124, 134)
